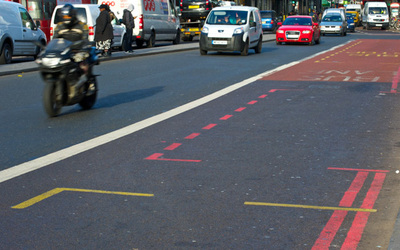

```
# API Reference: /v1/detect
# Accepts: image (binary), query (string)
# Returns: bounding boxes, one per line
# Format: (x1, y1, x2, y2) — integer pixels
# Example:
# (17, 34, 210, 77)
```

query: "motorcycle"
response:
(35, 38, 99, 117)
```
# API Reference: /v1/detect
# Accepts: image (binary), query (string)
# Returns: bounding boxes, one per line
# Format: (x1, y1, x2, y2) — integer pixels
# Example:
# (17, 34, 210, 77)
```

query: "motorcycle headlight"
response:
(234, 27, 244, 34)
(41, 57, 61, 67)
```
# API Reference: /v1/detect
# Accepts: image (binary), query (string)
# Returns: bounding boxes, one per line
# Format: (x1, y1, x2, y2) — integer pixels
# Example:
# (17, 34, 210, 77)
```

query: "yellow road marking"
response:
(12, 188, 154, 209)
(244, 202, 377, 212)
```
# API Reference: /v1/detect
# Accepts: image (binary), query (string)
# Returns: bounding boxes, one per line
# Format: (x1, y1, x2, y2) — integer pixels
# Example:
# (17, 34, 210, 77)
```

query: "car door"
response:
(18, 7, 37, 54)
(248, 10, 258, 45)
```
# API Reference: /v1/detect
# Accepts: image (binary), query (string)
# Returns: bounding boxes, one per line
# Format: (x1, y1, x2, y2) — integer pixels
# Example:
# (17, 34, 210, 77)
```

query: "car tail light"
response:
(139, 14, 143, 29)
(271, 20, 274, 24)
(89, 26, 94, 36)
(50, 27, 53, 37)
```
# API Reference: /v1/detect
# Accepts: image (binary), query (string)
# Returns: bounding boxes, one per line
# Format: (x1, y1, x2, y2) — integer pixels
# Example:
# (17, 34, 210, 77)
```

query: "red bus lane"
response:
(262, 39, 400, 249)
(262, 39, 400, 89)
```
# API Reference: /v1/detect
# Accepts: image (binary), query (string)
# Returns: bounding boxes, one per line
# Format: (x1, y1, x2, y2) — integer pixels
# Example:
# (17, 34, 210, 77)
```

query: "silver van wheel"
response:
(241, 40, 249, 56)
(0, 43, 12, 64)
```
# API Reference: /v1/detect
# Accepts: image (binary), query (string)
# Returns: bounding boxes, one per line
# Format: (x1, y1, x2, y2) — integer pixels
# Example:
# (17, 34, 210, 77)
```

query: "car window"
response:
(369, 7, 387, 14)
(261, 12, 272, 18)
(323, 15, 341, 22)
(19, 7, 35, 29)
(207, 10, 248, 25)
(54, 7, 88, 24)
(283, 17, 312, 26)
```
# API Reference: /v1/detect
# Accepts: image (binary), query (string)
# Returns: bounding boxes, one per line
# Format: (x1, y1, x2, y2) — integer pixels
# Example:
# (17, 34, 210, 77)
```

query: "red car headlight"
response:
(302, 30, 311, 34)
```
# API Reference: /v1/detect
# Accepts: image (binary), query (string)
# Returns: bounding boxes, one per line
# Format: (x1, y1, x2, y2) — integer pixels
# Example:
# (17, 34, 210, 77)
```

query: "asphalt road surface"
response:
(1, 29, 400, 249)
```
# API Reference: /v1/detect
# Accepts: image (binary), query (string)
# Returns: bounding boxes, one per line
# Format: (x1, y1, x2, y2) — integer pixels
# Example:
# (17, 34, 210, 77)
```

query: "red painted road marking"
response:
(339, 172, 368, 207)
(328, 167, 389, 173)
(269, 89, 304, 93)
(220, 115, 233, 120)
(258, 94, 268, 98)
(341, 173, 386, 249)
(312, 172, 368, 249)
(381, 65, 400, 94)
(203, 124, 217, 130)
(164, 143, 181, 151)
(312, 210, 348, 249)
(314, 171, 387, 249)
(235, 107, 246, 112)
(185, 133, 200, 139)
(248, 100, 258, 105)
(145, 153, 201, 162)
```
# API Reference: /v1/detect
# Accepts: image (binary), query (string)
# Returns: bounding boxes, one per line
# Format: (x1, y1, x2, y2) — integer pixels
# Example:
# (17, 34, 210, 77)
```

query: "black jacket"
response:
(123, 9, 135, 29)
(95, 10, 113, 42)
(54, 20, 89, 42)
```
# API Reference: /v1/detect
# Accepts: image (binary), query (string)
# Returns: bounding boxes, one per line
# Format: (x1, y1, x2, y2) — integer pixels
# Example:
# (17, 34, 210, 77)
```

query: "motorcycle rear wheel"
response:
(79, 77, 97, 110)
(43, 83, 62, 117)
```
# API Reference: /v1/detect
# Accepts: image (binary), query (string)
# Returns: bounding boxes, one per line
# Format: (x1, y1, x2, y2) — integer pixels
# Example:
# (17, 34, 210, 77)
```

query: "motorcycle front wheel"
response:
(79, 77, 97, 110)
(43, 83, 62, 117)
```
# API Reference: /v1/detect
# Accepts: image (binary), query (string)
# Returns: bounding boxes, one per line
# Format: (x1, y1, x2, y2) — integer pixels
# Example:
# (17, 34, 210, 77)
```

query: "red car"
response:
(276, 15, 321, 45)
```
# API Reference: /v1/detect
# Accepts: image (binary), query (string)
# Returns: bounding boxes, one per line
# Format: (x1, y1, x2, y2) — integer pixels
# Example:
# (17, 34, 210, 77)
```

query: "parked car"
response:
(275, 15, 320, 45)
(320, 13, 347, 36)
(260, 10, 278, 32)
(0, 0, 47, 64)
(199, 6, 263, 56)
(180, 0, 219, 21)
(346, 13, 356, 32)
(51, 4, 126, 50)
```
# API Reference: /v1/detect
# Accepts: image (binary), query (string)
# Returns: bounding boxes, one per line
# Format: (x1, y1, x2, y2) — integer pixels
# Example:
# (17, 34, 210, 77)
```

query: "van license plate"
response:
(189, 5, 199, 9)
(212, 40, 227, 45)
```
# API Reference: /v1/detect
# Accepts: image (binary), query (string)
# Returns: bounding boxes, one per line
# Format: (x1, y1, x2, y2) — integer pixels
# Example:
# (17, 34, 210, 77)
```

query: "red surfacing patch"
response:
(262, 39, 400, 83)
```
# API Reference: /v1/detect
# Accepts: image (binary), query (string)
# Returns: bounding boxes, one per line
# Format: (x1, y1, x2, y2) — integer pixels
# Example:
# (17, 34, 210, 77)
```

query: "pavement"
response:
(0, 33, 276, 77)
(2, 31, 400, 249)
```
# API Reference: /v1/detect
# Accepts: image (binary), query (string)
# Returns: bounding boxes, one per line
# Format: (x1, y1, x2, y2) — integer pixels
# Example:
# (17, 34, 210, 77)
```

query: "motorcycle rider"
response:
(53, 4, 95, 93)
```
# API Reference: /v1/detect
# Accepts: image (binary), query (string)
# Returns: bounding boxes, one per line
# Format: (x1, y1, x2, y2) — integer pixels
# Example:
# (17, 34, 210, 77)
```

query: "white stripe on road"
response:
(0, 41, 352, 183)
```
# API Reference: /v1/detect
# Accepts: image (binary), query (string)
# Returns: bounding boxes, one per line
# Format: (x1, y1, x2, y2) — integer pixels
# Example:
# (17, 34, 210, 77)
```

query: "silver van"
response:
(0, 0, 47, 64)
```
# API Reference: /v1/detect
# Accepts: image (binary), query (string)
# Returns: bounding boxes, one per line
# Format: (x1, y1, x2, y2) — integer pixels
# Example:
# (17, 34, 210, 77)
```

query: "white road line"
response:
(0, 41, 353, 183)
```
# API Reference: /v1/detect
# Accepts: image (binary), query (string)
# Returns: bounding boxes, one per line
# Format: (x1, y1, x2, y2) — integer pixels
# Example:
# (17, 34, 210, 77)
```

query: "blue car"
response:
(261, 10, 278, 32)
(346, 13, 355, 32)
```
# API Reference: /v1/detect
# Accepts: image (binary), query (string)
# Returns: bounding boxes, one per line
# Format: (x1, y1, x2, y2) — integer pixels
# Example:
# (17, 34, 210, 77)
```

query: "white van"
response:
(100, 0, 181, 48)
(50, 4, 126, 50)
(0, 0, 47, 64)
(362, 1, 389, 30)
(199, 6, 263, 56)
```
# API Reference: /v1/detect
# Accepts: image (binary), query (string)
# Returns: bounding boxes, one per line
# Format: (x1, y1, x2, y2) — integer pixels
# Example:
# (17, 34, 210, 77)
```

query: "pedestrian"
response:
(95, 4, 114, 57)
(106, 5, 120, 25)
(122, 4, 136, 53)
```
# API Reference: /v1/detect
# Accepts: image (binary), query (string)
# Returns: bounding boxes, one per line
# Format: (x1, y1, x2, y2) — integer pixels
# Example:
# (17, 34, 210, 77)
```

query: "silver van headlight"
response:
(234, 27, 244, 34)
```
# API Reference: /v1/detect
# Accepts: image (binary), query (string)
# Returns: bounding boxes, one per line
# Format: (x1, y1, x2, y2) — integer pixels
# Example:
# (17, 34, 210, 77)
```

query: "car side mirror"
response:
(313, 22, 319, 26)
(250, 21, 256, 27)
(277, 22, 282, 26)
(35, 20, 41, 28)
